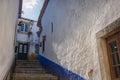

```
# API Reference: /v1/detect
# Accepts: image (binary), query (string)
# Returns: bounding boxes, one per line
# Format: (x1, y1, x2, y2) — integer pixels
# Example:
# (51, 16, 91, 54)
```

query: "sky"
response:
(22, 0, 44, 21)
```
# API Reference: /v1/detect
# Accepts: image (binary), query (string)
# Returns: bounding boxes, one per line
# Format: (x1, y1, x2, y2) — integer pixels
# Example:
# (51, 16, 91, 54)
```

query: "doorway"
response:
(18, 43, 28, 60)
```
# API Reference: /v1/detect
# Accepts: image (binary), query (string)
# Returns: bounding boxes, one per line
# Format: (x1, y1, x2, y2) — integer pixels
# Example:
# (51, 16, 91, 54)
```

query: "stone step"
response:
(16, 63, 42, 67)
(16, 61, 42, 67)
(16, 65, 42, 68)
(14, 68, 47, 74)
(13, 60, 58, 80)
(16, 60, 39, 62)
(16, 60, 40, 64)
(13, 73, 58, 80)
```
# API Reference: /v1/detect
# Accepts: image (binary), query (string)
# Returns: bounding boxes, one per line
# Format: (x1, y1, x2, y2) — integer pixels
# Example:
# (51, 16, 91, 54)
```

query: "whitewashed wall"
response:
(41, 0, 120, 80)
(0, 0, 19, 80)
(17, 33, 29, 42)
(29, 22, 39, 55)
(16, 19, 40, 55)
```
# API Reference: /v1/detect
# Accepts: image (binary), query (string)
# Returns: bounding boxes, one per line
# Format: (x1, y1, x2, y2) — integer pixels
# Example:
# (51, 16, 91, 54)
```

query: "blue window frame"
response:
(20, 23, 28, 32)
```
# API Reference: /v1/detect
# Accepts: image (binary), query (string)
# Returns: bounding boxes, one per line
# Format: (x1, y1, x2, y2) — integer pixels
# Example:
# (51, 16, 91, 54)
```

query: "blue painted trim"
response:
(38, 54, 85, 80)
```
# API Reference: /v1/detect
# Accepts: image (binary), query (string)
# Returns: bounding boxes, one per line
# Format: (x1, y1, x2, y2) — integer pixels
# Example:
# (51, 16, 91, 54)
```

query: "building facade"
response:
(37, 0, 120, 80)
(16, 18, 40, 60)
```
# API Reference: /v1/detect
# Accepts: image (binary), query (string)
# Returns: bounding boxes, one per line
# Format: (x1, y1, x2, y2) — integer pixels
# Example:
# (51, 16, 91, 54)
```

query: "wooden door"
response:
(18, 43, 28, 60)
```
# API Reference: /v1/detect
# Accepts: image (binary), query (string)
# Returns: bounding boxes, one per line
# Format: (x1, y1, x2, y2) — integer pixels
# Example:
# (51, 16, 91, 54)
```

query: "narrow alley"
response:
(1, 0, 120, 80)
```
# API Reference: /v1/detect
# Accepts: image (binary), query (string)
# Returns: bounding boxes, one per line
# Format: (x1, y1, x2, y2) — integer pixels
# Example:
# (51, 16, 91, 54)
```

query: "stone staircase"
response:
(12, 60, 58, 80)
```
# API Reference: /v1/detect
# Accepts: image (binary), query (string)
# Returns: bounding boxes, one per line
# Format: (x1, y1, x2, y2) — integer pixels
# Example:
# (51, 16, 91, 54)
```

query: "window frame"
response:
(19, 22, 29, 33)
(106, 32, 120, 80)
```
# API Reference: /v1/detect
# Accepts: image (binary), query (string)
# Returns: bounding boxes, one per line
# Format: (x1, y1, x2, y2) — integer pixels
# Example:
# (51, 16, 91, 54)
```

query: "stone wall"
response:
(41, 0, 120, 80)
(0, 0, 19, 79)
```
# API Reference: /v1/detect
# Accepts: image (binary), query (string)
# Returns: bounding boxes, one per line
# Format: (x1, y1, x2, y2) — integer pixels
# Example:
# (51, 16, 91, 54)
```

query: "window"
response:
(106, 32, 120, 79)
(20, 22, 28, 32)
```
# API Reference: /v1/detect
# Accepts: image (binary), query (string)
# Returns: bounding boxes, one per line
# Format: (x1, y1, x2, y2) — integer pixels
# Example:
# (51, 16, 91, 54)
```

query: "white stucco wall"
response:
(17, 21, 39, 55)
(0, 0, 19, 80)
(17, 33, 29, 42)
(29, 22, 39, 54)
(16, 19, 30, 43)
(41, 0, 120, 80)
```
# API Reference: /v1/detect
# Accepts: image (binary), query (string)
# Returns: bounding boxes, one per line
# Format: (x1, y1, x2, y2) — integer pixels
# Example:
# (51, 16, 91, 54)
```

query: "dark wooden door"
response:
(18, 43, 28, 60)
(106, 32, 120, 80)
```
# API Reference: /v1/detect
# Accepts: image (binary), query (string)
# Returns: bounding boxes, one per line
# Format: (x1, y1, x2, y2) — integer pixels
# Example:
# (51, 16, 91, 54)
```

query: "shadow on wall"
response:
(39, 55, 85, 80)
(41, 34, 61, 64)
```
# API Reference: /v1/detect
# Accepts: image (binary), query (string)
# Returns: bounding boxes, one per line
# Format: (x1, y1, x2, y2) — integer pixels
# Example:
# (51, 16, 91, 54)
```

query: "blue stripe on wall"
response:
(38, 54, 85, 80)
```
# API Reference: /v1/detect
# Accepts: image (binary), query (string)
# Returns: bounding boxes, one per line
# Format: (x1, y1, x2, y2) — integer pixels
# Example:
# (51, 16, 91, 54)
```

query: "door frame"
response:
(96, 18, 120, 80)
(18, 42, 29, 60)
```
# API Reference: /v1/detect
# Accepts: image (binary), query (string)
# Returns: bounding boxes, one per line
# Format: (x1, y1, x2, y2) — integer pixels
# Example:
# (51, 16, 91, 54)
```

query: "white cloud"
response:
(22, 0, 44, 20)
(23, 0, 39, 9)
